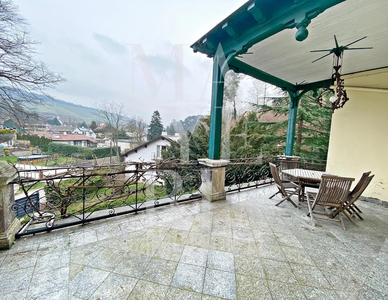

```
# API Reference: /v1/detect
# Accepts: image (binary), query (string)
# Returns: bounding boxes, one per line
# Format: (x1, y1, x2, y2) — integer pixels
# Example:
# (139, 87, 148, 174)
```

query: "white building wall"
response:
(124, 139, 171, 163)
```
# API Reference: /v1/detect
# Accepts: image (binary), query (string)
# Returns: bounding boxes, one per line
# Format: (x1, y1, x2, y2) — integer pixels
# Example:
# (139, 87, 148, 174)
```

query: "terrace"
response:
(1, 183, 387, 299)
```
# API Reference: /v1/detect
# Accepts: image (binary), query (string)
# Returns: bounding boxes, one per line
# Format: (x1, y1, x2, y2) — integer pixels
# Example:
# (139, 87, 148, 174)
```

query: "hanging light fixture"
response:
(311, 36, 372, 112)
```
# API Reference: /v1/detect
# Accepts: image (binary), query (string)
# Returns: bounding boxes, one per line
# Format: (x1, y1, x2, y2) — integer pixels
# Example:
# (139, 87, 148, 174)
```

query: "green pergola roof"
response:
(191, 0, 388, 159)
(191, 0, 388, 93)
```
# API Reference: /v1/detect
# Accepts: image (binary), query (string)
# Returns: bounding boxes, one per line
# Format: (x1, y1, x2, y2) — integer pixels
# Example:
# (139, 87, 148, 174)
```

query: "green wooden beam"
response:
(208, 54, 225, 160)
(229, 58, 296, 91)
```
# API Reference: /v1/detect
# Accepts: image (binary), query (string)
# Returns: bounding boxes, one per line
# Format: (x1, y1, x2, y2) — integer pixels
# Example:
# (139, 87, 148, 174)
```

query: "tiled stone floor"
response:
(1, 185, 387, 300)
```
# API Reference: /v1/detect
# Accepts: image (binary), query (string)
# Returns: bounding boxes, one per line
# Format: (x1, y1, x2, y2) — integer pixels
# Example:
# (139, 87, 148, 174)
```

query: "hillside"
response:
(29, 94, 100, 124)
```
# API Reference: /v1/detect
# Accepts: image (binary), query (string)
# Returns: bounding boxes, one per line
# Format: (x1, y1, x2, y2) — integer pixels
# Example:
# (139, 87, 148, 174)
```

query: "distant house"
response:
(33, 132, 97, 147)
(72, 127, 96, 140)
(122, 134, 180, 163)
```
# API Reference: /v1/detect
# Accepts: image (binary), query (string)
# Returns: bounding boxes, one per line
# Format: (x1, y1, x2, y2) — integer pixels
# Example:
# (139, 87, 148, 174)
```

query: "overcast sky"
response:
(14, 0, 252, 125)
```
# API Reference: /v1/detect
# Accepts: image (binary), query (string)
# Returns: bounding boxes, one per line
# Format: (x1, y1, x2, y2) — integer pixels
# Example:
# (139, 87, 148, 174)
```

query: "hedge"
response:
(47, 143, 118, 159)
(17, 134, 52, 152)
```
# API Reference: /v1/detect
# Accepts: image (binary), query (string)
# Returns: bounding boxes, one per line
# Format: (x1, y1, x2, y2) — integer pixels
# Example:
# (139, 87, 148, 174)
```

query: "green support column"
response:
(285, 91, 300, 156)
(208, 55, 225, 159)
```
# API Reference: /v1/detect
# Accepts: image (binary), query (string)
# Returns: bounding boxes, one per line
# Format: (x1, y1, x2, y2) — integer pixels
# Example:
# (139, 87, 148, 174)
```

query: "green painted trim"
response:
(208, 55, 225, 160)
(285, 91, 300, 156)
(192, 0, 345, 58)
(229, 58, 296, 91)
(296, 79, 332, 91)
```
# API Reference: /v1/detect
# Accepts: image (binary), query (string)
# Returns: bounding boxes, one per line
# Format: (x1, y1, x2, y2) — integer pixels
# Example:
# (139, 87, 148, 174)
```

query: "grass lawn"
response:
(0, 156, 18, 163)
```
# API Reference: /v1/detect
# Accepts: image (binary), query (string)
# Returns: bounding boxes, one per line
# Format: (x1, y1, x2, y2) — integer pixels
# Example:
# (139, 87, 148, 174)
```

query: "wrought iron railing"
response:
(12, 161, 202, 236)
(224, 156, 277, 192)
(12, 156, 326, 236)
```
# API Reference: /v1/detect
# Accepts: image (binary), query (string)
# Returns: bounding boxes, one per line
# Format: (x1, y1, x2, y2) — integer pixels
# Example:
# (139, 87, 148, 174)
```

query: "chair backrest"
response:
(280, 160, 301, 171)
(269, 162, 287, 195)
(348, 175, 374, 204)
(350, 171, 371, 196)
(315, 175, 354, 206)
(280, 160, 300, 181)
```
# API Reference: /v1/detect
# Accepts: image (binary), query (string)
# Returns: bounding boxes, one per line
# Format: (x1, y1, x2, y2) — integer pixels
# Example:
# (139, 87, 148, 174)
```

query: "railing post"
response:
(0, 162, 20, 249)
(198, 158, 229, 201)
(135, 163, 138, 213)
(82, 168, 85, 224)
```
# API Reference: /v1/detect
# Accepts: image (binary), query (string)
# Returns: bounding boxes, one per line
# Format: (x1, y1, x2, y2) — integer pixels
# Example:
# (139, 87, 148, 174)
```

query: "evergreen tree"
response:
(78, 121, 88, 128)
(163, 116, 210, 161)
(165, 125, 176, 135)
(147, 110, 163, 140)
(253, 90, 333, 160)
(229, 112, 264, 158)
(90, 121, 97, 130)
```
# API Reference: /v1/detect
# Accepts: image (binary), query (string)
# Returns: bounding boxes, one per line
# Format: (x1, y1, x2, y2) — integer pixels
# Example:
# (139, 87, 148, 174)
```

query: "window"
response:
(156, 145, 167, 158)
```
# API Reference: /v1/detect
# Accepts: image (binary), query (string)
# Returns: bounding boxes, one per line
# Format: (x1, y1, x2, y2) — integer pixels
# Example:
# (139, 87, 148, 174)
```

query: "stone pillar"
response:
(0, 162, 20, 249)
(198, 159, 229, 202)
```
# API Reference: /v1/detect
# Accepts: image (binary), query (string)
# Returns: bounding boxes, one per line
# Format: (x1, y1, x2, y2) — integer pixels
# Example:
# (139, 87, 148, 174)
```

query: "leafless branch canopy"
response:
(0, 0, 65, 125)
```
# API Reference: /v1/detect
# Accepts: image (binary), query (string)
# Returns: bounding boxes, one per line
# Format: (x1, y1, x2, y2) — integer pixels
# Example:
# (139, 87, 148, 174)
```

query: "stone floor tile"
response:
(232, 239, 258, 256)
(274, 232, 304, 248)
(164, 287, 202, 300)
(262, 259, 297, 284)
(281, 246, 316, 266)
(127, 279, 168, 300)
(207, 249, 234, 272)
(0, 249, 37, 273)
(90, 272, 138, 300)
(252, 230, 279, 245)
(233, 228, 255, 241)
(27, 266, 69, 299)
(70, 243, 105, 266)
(68, 230, 98, 248)
(290, 263, 332, 289)
(86, 247, 125, 271)
(130, 239, 162, 256)
(96, 222, 123, 240)
(113, 253, 151, 278)
(250, 221, 273, 233)
(154, 241, 184, 261)
(357, 284, 388, 300)
(302, 287, 339, 300)
(234, 254, 265, 278)
(267, 280, 307, 300)
(321, 267, 361, 291)
(270, 223, 293, 233)
(69, 266, 110, 299)
(164, 228, 190, 244)
(201, 295, 227, 300)
(35, 250, 70, 273)
(0, 267, 34, 295)
(186, 231, 210, 248)
(208, 234, 233, 252)
(203, 268, 236, 300)
(180, 245, 208, 267)
(1, 291, 28, 300)
(257, 243, 287, 261)
(336, 289, 361, 300)
(235, 274, 271, 300)
(141, 257, 177, 285)
(119, 220, 145, 234)
(171, 263, 205, 293)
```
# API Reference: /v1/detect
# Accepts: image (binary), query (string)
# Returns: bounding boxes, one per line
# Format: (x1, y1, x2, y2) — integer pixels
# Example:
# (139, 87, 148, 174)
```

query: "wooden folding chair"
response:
(269, 162, 301, 208)
(347, 171, 371, 214)
(269, 160, 300, 199)
(332, 174, 374, 220)
(306, 175, 354, 230)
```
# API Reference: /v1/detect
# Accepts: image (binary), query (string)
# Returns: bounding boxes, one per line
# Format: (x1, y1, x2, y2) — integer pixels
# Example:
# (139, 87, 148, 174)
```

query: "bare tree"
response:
(0, 1, 64, 127)
(95, 100, 126, 163)
(125, 116, 147, 147)
(224, 70, 242, 120)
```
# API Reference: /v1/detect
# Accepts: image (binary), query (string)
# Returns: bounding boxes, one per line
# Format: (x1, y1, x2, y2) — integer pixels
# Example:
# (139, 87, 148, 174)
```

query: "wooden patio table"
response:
(281, 168, 330, 202)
